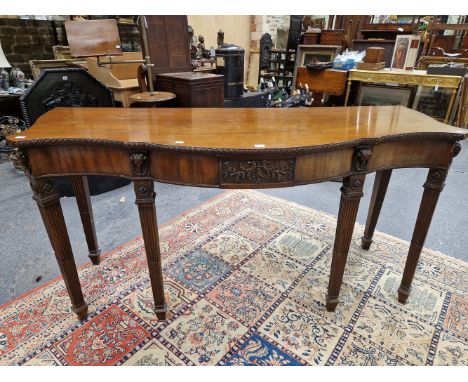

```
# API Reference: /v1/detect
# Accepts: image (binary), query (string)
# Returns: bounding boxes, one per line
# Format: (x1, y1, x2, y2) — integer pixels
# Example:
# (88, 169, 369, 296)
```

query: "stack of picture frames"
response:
(357, 35, 421, 110)
(357, 34, 467, 125)
(357, 34, 418, 109)
(357, 83, 457, 124)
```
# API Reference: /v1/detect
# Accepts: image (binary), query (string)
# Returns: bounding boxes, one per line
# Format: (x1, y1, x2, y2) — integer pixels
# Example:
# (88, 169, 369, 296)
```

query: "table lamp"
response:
(0, 39, 12, 91)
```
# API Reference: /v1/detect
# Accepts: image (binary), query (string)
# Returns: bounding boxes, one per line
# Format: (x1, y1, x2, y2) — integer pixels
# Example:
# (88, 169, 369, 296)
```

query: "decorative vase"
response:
(10, 67, 25, 89)
(0, 68, 9, 91)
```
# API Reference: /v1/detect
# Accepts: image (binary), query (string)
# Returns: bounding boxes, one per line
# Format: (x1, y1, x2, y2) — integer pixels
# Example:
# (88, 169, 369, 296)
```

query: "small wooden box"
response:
(320, 30, 345, 46)
(365, 47, 385, 63)
(303, 32, 320, 45)
(155, 72, 224, 107)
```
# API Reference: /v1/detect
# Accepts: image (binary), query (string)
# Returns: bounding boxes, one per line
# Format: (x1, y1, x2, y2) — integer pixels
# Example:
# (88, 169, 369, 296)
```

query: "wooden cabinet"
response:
(145, 15, 192, 77)
(145, 16, 224, 107)
(155, 72, 224, 107)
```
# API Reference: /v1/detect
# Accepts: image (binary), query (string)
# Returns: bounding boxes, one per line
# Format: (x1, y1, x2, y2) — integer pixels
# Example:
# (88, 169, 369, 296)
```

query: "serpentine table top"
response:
(8, 106, 466, 150)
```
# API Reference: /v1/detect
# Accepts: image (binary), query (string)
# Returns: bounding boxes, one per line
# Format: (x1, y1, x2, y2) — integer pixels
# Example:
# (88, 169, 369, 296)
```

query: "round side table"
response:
(129, 91, 176, 107)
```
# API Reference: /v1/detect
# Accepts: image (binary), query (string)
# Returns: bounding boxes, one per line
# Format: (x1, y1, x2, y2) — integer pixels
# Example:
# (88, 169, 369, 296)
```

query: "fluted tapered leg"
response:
(70, 176, 101, 265)
(398, 168, 447, 304)
(326, 174, 366, 311)
(30, 177, 88, 320)
(361, 169, 392, 250)
(133, 180, 167, 320)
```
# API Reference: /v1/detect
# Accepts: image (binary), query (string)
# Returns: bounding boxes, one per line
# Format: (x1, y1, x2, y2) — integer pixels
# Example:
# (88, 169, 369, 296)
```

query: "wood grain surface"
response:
(8, 106, 467, 150)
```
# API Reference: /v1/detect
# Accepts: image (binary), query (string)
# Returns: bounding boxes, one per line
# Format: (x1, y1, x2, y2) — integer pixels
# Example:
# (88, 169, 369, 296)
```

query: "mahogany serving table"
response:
(7, 106, 467, 321)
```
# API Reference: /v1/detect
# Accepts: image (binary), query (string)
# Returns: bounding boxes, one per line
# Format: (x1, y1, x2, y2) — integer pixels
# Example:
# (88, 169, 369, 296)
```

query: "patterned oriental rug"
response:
(0, 190, 467, 366)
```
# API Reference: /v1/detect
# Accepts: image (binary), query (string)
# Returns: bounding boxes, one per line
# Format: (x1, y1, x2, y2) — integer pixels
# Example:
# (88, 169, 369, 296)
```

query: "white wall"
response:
(188, 15, 251, 75)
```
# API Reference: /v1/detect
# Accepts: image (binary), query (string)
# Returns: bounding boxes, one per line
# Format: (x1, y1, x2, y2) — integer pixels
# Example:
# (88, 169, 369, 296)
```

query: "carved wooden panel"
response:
(21, 68, 114, 128)
(220, 158, 295, 184)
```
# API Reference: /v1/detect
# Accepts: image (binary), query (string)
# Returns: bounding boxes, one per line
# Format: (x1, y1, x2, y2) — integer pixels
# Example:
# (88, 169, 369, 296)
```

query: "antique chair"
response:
(20, 67, 131, 196)
(137, 64, 149, 92)
(86, 52, 143, 107)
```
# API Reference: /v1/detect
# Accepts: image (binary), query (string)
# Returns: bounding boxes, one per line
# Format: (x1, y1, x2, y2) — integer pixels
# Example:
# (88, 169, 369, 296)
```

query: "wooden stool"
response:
(129, 91, 176, 107)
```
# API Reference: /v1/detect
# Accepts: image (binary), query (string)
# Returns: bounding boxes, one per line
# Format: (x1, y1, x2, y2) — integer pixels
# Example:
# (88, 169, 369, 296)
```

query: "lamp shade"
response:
(0, 40, 11, 68)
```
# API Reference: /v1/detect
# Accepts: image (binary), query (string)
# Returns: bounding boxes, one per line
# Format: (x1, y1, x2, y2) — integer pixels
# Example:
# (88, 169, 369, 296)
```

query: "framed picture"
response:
(275, 29, 288, 49)
(357, 84, 415, 107)
(391, 35, 420, 70)
(296, 44, 341, 66)
(29, 59, 87, 80)
(412, 86, 452, 121)
(292, 44, 341, 90)
(417, 55, 468, 70)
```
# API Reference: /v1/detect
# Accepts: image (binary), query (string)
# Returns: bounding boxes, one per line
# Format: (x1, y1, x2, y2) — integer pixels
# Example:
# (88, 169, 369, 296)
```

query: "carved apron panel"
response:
(220, 158, 295, 184)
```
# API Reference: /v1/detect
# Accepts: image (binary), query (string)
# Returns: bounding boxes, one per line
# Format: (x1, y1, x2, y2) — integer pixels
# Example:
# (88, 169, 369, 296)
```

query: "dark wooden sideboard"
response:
(7, 106, 467, 321)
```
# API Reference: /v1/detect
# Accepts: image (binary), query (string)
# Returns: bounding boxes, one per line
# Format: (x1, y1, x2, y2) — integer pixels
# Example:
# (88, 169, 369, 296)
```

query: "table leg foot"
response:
(325, 296, 339, 312)
(155, 304, 168, 321)
(89, 249, 101, 265)
(397, 286, 410, 304)
(72, 302, 89, 320)
(361, 236, 373, 250)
